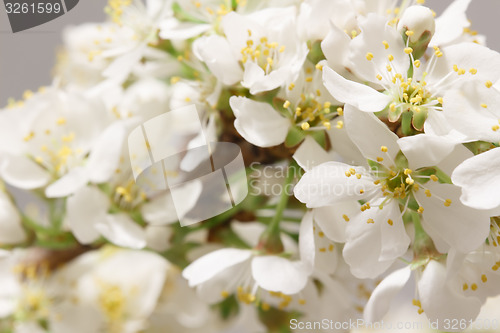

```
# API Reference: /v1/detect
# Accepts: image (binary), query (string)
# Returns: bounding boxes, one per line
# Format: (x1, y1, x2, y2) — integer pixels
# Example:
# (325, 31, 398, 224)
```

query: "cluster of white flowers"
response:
(1, 0, 500, 332)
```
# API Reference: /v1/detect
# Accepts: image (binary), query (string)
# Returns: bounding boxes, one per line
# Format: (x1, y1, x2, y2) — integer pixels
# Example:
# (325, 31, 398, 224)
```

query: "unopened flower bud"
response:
(398, 6, 435, 59)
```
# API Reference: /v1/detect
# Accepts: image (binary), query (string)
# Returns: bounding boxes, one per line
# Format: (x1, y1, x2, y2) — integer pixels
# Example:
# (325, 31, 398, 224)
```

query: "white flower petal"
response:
(313, 201, 360, 243)
(183, 248, 252, 287)
(342, 225, 393, 279)
(159, 19, 211, 40)
(416, 182, 491, 253)
(322, 66, 391, 112)
(397, 134, 458, 170)
(294, 161, 377, 208)
(321, 23, 351, 72)
(193, 35, 243, 86)
(418, 260, 482, 331)
(45, 167, 89, 198)
(344, 104, 399, 168)
(299, 211, 315, 271)
(1, 155, 50, 189)
(293, 136, 332, 172)
(230, 96, 290, 148)
(145, 225, 171, 252)
(364, 266, 411, 322)
(95, 214, 147, 249)
(431, 0, 471, 46)
(86, 122, 126, 184)
(251, 256, 309, 294)
(64, 186, 109, 244)
(443, 82, 500, 142)
(349, 14, 409, 85)
(141, 192, 179, 225)
(451, 147, 500, 210)
(230, 221, 265, 248)
(0, 192, 25, 244)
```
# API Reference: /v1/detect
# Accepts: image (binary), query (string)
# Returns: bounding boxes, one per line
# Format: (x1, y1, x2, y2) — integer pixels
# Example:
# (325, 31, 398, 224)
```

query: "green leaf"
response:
(285, 126, 305, 148)
(310, 130, 327, 149)
(401, 111, 414, 136)
(412, 109, 427, 131)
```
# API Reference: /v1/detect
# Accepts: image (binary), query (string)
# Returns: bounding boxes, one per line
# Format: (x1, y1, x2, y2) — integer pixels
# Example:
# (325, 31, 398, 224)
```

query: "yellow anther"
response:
(404, 169, 412, 175)
(380, 146, 388, 153)
(481, 103, 488, 108)
(373, 179, 381, 185)
(288, 83, 295, 90)
(301, 122, 310, 130)
(336, 120, 344, 129)
(481, 274, 487, 283)
(417, 206, 424, 214)
(342, 214, 350, 222)
(23, 132, 35, 142)
(367, 218, 374, 224)
(376, 157, 384, 162)
(349, 168, 356, 175)
(414, 60, 421, 68)
(405, 177, 414, 185)
(463, 283, 468, 291)
(486, 81, 493, 88)
(261, 302, 270, 311)
(319, 247, 326, 252)
(298, 299, 306, 305)
(471, 283, 478, 291)
(323, 121, 331, 130)
(387, 219, 393, 226)
(279, 45, 286, 53)
(267, 57, 273, 65)
(388, 54, 394, 61)
(437, 97, 444, 104)
(328, 244, 334, 251)
(318, 231, 324, 238)
(404, 47, 413, 54)
(355, 173, 362, 179)
(305, 77, 313, 82)
(453, 64, 459, 72)
(376, 74, 383, 81)
(56, 117, 66, 125)
(430, 175, 438, 182)
(492, 125, 499, 132)
(366, 52, 374, 61)
(359, 189, 365, 194)
(170, 76, 180, 84)
(345, 171, 351, 177)
(444, 199, 452, 207)
(221, 290, 229, 298)
(336, 107, 343, 115)
(382, 41, 389, 49)
(469, 68, 477, 75)
(425, 189, 431, 197)
(457, 69, 466, 75)
(283, 100, 291, 108)
(315, 63, 323, 71)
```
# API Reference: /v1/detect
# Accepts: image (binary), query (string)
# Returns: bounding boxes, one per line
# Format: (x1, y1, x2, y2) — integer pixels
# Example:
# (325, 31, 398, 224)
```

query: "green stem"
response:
(268, 161, 296, 232)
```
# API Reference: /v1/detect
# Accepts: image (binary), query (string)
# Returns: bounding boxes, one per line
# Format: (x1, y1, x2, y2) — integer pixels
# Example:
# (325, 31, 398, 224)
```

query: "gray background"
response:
(1, 0, 499, 105)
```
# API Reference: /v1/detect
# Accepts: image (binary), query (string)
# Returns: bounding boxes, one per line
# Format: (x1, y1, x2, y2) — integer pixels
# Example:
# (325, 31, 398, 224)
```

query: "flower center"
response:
(241, 32, 285, 73)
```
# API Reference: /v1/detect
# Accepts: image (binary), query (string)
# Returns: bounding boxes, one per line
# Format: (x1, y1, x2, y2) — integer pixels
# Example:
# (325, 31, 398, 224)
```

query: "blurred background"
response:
(1, 0, 500, 105)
